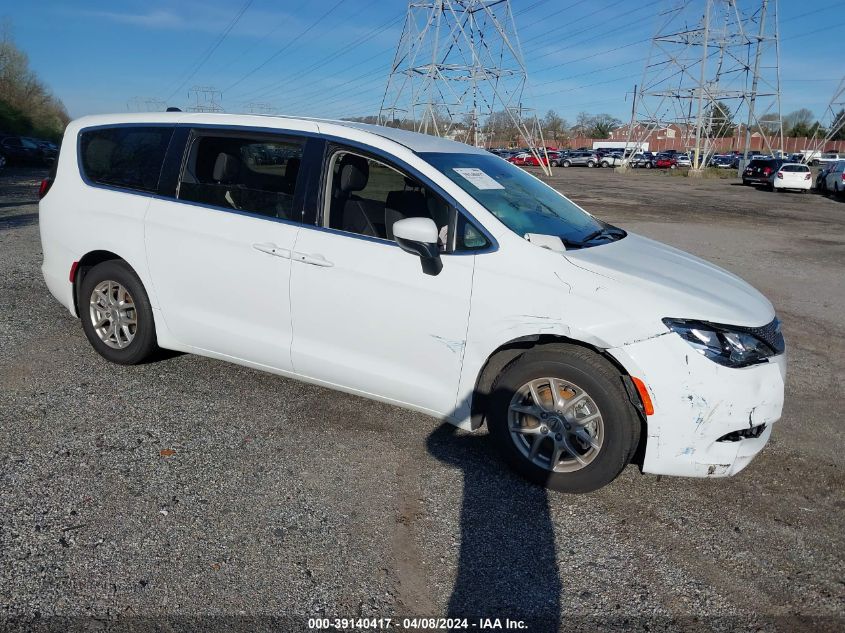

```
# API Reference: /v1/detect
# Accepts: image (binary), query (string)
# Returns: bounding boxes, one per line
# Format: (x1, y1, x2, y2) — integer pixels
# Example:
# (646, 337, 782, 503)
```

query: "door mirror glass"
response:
(393, 217, 442, 276)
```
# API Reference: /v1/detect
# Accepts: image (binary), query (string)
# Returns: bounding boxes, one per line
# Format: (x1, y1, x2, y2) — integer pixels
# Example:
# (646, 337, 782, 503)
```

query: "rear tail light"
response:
(38, 178, 53, 199)
(805, 173, 812, 180)
(776, 172, 783, 179)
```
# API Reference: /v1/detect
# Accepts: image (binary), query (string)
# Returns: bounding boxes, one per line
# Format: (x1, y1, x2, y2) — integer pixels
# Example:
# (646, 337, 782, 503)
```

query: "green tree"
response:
(783, 108, 814, 137)
(0, 20, 69, 140)
(589, 113, 621, 139)
(542, 109, 568, 144)
(704, 101, 734, 137)
(830, 109, 845, 141)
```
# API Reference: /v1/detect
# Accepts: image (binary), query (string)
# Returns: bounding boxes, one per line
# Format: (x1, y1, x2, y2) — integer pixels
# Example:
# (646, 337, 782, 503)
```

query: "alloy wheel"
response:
(88, 280, 138, 349)
(508, 377, 604, 473)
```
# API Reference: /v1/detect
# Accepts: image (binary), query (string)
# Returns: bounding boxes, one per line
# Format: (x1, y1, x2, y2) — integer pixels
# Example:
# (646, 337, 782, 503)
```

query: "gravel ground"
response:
(0, 166, 843, 632)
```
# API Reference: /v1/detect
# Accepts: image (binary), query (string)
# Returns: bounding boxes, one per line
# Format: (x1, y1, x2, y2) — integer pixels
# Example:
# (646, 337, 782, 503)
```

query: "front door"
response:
(289, 148, 478, 416)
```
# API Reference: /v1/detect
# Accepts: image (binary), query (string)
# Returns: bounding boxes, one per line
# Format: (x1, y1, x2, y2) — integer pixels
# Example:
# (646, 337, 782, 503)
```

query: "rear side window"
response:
(782, 164, 809, 172)
(178, 133, 304, 221)
(79, 126, 173, 192)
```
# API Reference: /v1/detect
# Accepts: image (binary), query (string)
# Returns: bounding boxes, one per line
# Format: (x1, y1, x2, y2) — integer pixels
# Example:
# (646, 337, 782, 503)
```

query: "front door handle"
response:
(253, 242, 291, 259)
(293, 251, 334, 267)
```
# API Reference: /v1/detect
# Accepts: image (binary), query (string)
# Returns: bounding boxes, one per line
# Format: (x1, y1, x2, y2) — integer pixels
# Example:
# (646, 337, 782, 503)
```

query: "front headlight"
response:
(662, 317, 784, 368)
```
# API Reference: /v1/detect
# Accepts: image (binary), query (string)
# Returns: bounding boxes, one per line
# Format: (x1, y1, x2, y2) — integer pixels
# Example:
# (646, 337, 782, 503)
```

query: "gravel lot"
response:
(1, 165, 843, 632)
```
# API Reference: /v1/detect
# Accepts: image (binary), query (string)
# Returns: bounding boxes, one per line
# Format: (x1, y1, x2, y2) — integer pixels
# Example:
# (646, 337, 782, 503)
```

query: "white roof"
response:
(69, 112, 487, 156)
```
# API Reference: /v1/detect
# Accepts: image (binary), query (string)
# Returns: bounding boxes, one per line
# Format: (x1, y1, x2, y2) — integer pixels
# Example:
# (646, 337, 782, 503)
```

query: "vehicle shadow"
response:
(426, 414, 562, 629)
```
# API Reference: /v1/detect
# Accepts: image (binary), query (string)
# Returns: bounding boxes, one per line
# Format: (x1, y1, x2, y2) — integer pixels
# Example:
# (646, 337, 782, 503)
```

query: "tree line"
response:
(0, 21, 69, 142)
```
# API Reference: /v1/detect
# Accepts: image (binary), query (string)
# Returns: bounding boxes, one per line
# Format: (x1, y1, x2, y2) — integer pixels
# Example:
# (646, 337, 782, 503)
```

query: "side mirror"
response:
(393, 217, 442, 276)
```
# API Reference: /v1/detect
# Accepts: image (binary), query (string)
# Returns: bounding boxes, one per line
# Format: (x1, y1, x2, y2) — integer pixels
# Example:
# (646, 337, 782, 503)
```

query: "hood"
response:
(564, 233, 775, 328)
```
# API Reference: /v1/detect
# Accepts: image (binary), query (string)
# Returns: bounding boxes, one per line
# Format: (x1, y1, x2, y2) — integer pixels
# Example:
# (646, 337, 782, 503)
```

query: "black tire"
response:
(487, 344, 640, 493)
(645, 162, 652, 169)
(561, 160, 571, 167)
(600, 161, 609, 168)
(79, 260, 158, 365)
(586, 160, 595, 168)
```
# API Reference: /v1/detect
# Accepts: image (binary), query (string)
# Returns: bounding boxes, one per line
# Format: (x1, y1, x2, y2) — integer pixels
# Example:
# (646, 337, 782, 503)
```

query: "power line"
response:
(232, 14, 403, 103)
(164, 0, 254, 102)
(224, 0, 349, 94)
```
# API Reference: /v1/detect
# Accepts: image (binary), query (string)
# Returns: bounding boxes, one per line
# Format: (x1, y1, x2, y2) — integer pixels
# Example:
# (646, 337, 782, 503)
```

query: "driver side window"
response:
(322, 150, 488, 252)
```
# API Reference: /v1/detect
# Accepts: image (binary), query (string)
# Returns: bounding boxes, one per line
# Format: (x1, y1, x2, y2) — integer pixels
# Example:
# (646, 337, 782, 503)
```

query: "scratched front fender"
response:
(608, 332, 786, 478)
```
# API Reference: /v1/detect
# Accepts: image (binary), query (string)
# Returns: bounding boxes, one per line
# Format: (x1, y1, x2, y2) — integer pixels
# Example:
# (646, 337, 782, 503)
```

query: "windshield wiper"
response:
(579, 227, 626, 244)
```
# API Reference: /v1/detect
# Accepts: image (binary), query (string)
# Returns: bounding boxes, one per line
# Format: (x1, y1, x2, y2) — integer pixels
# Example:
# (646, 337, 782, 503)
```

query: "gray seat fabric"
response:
(384, 189, 429, 239)
(331, 154, 382, 237)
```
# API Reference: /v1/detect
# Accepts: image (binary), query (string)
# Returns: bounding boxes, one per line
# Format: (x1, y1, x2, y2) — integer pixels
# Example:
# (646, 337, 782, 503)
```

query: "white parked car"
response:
(818, 152, 844, 166)
(39, 113, 786, 492)
(675, 153, 692, 167)
(824, 160, 845, 196)
(770, 163, 813, 193)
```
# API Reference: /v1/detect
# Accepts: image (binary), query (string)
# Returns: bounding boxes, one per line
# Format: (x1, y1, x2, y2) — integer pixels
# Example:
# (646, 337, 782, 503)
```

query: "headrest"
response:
(286, 157, 300, 182)
(338, 154, 369, 193)
(386, 189, 427, 216)
(213, 152, 239, 183)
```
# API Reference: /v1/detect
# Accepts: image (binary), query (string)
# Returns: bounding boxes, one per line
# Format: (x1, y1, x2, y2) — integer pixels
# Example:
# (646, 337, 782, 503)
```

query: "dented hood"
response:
(564, 233, 775, 328)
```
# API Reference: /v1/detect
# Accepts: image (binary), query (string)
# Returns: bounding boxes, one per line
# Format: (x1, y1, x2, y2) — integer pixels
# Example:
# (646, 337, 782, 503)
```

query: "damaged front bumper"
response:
(609, 332, 786, 478)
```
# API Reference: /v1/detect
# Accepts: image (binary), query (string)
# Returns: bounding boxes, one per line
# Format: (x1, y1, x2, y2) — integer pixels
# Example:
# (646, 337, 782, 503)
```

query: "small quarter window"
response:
(178, 134, 304, 220)
(80, 126, 173, 192)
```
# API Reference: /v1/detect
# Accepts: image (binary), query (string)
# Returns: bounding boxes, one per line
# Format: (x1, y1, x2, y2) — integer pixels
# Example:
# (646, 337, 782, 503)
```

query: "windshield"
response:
(421, 152, 622, 248)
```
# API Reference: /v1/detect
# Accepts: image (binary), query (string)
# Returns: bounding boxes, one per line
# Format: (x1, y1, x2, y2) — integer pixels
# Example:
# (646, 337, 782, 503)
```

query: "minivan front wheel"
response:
(79, 260, 158, 364)
(488, 345, 640, 493)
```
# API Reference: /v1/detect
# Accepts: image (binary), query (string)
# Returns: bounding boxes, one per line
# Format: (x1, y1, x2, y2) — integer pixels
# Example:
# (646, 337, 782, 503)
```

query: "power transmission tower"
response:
(242, 101, 277, 115)
(126, 96, 167, 112)
(379, 0, 550, 175)
(804, 76, 845, 159)
(621, 0, 782, 175)
(187, 86, 224, 112)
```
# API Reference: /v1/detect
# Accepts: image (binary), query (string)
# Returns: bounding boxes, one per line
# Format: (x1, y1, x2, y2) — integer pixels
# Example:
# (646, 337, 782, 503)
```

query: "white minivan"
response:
(39, 113, 786, 492)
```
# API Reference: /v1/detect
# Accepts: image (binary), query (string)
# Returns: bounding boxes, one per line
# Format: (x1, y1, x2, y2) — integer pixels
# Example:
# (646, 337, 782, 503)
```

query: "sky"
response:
(5, 0, 843, 126)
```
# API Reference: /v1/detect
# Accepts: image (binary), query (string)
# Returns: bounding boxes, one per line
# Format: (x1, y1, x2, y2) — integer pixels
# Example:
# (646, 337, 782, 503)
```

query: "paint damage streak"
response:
(511, 315, 572, 337)
(553, 272, 572, 293)
(429, 335, 465, 356)
(621, 331, 671, 346)
(707, 464, 731, 476)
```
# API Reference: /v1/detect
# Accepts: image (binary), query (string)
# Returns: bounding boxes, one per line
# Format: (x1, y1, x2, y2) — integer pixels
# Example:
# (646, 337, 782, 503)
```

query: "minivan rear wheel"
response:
(79, 260, 158, 365)
(487, 345, 640, 493)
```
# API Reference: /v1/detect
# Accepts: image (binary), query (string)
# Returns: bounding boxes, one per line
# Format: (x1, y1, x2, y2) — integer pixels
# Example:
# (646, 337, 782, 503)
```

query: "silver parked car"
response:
(559, 151, 598, 168)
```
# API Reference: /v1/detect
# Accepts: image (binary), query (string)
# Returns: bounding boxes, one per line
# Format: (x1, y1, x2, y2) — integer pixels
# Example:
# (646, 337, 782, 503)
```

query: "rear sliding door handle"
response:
(293, 251, 334, 267)
(253, 242, 291, 259)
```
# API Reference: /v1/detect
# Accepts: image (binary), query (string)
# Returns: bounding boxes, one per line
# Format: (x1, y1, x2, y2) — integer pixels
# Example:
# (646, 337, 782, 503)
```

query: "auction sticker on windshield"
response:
(452, 167, 504, 190)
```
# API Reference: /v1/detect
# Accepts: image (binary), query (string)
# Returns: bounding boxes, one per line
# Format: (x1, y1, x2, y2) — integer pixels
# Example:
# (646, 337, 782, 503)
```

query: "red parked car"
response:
(507, 152, 549, 167)
(654, 155, 678, 169)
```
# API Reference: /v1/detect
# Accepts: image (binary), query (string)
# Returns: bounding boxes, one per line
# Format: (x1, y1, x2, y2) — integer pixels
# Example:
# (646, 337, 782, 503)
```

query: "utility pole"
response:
(740, 0, 768, 175)
(691, 0, 712, 175)
(622, 0, 782, 174)
(379, 0, 550, 175)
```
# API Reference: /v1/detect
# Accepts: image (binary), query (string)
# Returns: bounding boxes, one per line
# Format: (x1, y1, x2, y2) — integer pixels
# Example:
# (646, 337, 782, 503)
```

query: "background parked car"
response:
(654, 154, 677, 169)
(769, 163, 812, 193)
(676, 153, 691, 167)
(559, 150, 598, 167)
(824, 160, 845, 197)
(599, 152, 625, 168)
(742, 158, 784, 188)
(0, 135, 56, 166)
(507, 152, 549, 167)
(628, 152, 655, 168)
(816, 162, 836, 194)
(818, 152, 843, 167)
